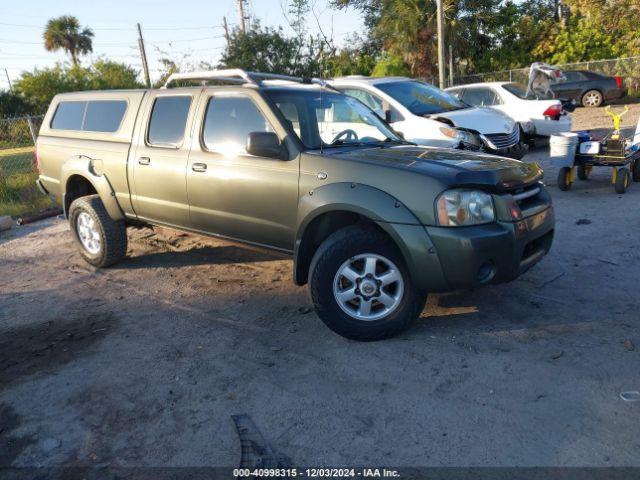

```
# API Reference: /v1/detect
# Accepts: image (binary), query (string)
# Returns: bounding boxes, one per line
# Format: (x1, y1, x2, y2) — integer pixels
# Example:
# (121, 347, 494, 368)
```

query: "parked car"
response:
(329, 76, 528, 159)
(446, 82, 572, 142)
(550, 70, 626, 108)
(36, 69, 554, 341)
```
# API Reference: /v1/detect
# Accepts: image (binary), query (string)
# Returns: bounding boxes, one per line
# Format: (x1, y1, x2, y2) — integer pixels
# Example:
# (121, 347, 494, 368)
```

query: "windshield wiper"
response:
(322, 141, 369, 148)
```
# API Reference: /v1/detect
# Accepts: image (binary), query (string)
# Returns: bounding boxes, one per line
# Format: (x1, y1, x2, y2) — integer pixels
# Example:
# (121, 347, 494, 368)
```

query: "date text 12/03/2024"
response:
(233, 468, 401, 477)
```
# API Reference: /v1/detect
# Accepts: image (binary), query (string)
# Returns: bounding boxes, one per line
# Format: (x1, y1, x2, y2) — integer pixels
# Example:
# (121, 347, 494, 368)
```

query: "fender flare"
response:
(60, 155, 125, 221)
(293, 182, 447, 291)
(296, 182, 420, 233)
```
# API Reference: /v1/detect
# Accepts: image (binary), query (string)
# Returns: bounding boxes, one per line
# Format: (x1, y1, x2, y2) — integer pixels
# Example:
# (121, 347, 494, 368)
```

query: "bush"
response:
(372, 53, 411, 77)
(14, 61, 143, 112)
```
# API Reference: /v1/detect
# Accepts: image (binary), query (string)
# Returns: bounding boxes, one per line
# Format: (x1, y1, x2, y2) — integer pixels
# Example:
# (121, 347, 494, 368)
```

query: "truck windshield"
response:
(265, 88, 404, 150)
(375, 80, 467, 116)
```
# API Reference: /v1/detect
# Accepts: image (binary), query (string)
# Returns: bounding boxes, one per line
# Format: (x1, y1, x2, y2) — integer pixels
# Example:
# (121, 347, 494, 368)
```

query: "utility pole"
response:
(448, 44, 454, 87)
(238, 0, 247, 35)
(4, 68, 12, 92)
(223, 16, 230, 45)
(436, 0, 446, 89)
(137, 23, 151, 88)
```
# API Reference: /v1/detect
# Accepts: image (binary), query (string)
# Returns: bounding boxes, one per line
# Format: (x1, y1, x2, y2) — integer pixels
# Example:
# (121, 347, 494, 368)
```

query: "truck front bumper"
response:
(423, 206, 554, 291)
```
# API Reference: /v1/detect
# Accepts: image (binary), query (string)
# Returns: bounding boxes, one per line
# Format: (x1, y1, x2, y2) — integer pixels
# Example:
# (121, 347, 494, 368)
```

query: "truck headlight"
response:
(439, 126, 481, 146)
(436, 189, 495, 226)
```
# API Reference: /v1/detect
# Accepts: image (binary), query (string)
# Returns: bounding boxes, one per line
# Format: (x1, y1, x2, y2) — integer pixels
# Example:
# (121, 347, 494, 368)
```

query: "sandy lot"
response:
(1, 104, 639, 471)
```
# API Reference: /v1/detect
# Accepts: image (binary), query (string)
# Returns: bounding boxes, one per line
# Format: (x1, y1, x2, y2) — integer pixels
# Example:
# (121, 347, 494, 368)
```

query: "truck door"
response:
(130, 89, 200, 226)
(186, 90, 299, 251)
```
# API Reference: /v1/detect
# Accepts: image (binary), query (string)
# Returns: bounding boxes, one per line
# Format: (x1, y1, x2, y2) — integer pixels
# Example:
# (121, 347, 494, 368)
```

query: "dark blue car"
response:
(551, 70, 627, 108)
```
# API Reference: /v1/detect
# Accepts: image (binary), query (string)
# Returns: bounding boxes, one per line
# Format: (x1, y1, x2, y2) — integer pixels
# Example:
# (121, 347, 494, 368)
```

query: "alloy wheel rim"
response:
(333, 253, 404, 321)
(76, 212, 101, 254)
(585, 93, 600, 106)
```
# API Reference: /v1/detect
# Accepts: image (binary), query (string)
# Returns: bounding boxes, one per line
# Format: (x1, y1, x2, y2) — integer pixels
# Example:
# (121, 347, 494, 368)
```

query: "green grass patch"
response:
(0, 171, 55, 217)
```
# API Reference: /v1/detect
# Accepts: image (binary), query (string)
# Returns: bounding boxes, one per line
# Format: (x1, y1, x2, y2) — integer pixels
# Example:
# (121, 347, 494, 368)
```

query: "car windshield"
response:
(502, 82, 554, 100)
(375, 80, 467, 115)
(265, 88, 404, 150)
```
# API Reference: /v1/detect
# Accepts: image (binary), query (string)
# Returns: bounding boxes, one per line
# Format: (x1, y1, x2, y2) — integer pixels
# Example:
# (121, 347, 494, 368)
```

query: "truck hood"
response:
(429, 107, 515, 135)
(321, 145, 542, 192)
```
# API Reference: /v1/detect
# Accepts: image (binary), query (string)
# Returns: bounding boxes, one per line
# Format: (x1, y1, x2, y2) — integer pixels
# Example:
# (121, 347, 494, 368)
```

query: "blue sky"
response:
(0, 0, 364, 89)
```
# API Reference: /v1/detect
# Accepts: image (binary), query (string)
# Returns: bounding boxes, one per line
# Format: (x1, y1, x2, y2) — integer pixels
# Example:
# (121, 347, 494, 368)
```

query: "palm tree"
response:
(43, 16, 94, 67)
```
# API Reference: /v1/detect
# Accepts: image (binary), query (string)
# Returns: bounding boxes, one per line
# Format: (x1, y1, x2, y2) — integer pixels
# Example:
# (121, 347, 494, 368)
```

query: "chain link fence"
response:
(0, 114, 57, 218)
(452, 56, 640, 96)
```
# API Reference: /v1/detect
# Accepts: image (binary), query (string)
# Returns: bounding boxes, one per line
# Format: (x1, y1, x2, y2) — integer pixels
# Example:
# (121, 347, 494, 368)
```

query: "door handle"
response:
(138, 157, 151, 165)
(192, 163, 207, 173)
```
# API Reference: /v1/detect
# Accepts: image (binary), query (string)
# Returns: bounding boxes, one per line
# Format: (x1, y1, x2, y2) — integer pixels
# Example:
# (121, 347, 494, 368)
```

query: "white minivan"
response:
(329, 76, 527, 158)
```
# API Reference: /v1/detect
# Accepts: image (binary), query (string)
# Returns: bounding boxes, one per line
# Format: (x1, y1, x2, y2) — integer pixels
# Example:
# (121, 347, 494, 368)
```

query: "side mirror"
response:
(246, 132, 287, 159)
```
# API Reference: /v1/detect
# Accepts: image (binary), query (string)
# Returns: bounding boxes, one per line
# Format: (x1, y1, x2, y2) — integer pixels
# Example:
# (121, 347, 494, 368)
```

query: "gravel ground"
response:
(1, 103, 639, 471)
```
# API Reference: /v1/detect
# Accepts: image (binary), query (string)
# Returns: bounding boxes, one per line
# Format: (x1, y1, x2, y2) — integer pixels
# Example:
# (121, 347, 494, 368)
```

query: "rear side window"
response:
(147, 96, 192, 146)
(202, 96, 272, 153)
(51, 100, 127, 132)
(51, 102, 86, 130)
(462, 88, 501, 107)
(84, 101, 127, 132)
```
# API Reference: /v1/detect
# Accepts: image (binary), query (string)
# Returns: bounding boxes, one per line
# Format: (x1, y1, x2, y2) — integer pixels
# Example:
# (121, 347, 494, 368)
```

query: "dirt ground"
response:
(1, 103, 639, 470)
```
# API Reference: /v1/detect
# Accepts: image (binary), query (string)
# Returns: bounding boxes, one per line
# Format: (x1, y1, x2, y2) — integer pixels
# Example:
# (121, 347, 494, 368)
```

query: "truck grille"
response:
(509, 183, 545, 217)
(485, 125, 520, 150)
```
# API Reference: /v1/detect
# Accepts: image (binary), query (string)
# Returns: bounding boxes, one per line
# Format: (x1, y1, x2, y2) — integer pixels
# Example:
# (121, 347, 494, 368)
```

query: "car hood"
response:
(321, 145, 542, 192)
(429, 107, 515, 135)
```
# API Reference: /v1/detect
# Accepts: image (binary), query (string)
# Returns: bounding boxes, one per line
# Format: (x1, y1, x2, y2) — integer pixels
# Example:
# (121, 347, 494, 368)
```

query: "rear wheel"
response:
(615, 168, 631, 194)
(558, 167, 573, 191)
(69, 194, 127, 267)
(577, 165, 591, 180)
(582, 90, 603, 108)
(632, 159, 640, 182)
(309, 225, 426, 341)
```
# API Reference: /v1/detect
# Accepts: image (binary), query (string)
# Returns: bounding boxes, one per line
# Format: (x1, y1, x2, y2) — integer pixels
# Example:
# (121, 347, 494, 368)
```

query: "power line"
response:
(0, 21, 223, 31)
(0, 36, 224, 46)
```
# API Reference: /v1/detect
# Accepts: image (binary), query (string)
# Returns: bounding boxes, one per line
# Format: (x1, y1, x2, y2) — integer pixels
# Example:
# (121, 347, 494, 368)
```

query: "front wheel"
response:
(69, 194, 128, 267)
(558, 167, 573, 191)
(615, 168, 631, 194)
(309, 225, 426, 341)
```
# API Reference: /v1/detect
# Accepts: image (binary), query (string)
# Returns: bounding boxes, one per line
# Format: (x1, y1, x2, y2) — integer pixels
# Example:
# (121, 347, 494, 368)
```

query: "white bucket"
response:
(549, 132, 578, 167)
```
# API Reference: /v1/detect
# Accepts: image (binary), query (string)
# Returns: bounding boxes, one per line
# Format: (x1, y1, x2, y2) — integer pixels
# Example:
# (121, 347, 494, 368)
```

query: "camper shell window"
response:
(51, 100, 127, 133)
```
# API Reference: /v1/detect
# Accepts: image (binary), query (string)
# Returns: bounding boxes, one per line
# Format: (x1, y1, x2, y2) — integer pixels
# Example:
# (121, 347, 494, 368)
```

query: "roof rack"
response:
(163, 69, 337, 90)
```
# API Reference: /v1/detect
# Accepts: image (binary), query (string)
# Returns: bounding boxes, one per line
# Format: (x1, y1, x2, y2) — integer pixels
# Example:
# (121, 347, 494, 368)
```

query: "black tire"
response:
(582, 90, 603, 108)
(577, 165, 590, 180)
(69, 194, 127, 267)
(615, 168, 631, 194)
(308, 225, 426, 341)
(557, 167, 572, 191)
(632, 160, 640, 182)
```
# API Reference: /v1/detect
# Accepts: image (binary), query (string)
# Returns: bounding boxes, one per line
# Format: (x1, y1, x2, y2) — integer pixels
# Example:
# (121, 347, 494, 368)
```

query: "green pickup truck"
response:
(36, 70, 554, 340)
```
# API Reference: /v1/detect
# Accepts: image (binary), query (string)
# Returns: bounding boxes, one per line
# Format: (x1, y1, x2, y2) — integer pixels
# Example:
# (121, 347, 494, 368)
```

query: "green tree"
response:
(14, 62, 142, 112)
(0, 91, 34, 116)
(536, 17, 614, 63)
(218, 23, 323, 77)
(43, 16, 94, 66)
(324, 34, 378, 77)
(332, 0, 506, 78)
(371, 53, 411, 77)
(90, 59, 143, 90)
